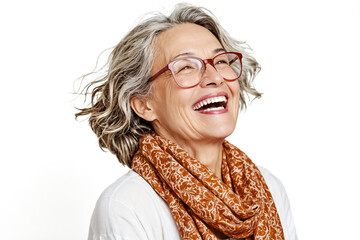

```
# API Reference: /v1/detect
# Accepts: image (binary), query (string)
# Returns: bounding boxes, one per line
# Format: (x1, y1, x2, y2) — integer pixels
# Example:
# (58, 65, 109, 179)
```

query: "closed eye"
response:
(176, 65, 195, 74)
(180, 65, 193, 71)
(215, 60, 229, 65)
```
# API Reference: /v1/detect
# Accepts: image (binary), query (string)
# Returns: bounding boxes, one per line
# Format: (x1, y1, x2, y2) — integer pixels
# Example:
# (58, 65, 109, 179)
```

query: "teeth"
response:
(203, 106, 225, 112)
(193, 96, 227, 110)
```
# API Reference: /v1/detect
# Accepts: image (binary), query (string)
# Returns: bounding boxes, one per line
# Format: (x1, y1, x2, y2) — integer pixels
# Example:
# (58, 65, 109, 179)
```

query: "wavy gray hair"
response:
(76, 3, 261, 167)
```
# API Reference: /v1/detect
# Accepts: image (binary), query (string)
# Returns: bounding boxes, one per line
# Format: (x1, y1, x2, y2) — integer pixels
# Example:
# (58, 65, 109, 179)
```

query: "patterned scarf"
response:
(132, 133, 284, 240)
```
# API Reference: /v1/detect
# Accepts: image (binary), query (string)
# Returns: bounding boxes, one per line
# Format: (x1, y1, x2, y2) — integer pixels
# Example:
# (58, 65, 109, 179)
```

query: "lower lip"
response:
(197, 104, 229, 114)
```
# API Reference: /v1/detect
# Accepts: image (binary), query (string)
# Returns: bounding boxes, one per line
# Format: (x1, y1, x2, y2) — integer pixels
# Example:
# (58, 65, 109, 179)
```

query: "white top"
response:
(88, 167, 298, 240)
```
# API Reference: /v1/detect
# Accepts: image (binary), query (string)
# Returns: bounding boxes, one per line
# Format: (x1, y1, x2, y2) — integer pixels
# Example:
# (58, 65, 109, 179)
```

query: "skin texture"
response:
(131, 23, 240, 178)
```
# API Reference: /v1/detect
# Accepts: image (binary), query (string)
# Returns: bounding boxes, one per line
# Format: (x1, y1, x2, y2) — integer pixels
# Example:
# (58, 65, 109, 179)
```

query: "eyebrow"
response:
(213, 48, 226, 54)
(172, 48, 226, 60)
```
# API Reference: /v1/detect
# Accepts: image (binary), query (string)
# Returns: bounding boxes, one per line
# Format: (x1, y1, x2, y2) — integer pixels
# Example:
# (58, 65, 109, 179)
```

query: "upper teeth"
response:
(193, 96, 227, 110)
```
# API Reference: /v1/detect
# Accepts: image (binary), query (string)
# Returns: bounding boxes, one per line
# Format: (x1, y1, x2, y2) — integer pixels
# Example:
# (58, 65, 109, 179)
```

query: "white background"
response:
(1, 0, 359, 239)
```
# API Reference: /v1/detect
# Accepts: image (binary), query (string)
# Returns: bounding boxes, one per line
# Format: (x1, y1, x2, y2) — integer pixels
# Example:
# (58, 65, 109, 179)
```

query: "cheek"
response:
(167, 90, 193, 116)
(153, 80, 189, 116)
(163, 79, 193, 106)
(229, 81, 241, 101)
(230, 82, 241, 114)
(231, 81, 241, 93)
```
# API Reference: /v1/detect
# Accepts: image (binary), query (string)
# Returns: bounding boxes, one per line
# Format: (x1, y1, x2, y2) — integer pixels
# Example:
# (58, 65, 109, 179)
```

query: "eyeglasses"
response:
(149, 52, 243, 88)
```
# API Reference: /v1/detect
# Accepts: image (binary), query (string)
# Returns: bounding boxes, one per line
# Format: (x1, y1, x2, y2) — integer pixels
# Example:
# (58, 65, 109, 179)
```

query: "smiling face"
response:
(134, 23, 240, 150)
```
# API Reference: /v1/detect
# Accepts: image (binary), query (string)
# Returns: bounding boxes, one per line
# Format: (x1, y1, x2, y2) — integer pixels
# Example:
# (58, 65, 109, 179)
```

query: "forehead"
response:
(154, 23, 223, 62)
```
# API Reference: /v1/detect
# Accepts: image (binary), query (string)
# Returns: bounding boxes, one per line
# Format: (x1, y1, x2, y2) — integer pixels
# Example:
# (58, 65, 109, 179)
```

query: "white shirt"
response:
(88, 167, 298, 240)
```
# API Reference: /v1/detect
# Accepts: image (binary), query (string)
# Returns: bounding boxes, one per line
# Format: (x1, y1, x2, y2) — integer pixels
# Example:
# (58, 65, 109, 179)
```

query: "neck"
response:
(172, 137, 224, 179)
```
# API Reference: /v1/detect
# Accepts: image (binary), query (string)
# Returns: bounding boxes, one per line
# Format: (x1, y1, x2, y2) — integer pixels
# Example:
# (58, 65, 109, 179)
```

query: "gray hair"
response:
(76, 3, 261, 167)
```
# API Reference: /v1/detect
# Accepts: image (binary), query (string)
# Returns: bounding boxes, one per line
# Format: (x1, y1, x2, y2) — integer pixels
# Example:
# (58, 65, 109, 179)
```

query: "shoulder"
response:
(257, 166, 285, 198)
(96, 169, 160, 207)
(257, 166, 298, 240)
(88, 170, 180, 240)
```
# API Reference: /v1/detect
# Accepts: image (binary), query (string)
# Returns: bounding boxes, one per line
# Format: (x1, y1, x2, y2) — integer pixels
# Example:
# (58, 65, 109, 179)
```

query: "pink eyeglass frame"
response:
(148, 51, 243, 88)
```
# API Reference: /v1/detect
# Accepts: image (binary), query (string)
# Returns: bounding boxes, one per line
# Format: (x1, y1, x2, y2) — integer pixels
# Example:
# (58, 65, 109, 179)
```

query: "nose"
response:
(199, 63, 224, 88)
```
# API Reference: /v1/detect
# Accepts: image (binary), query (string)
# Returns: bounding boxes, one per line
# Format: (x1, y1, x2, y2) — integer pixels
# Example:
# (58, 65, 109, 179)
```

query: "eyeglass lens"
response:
(172, 53, 241, 88)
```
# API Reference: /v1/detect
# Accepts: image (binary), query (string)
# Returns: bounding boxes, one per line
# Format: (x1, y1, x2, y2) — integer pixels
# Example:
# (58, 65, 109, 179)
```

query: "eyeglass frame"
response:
(148, 51, 243, 89)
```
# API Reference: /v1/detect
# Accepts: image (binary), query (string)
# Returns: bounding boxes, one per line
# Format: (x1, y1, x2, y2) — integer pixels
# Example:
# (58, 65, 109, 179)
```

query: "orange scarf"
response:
(132, 134, 284, 239)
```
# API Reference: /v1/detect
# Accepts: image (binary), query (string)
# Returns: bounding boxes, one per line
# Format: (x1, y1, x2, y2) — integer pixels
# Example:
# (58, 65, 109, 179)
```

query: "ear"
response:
(130, 96, 157, 122)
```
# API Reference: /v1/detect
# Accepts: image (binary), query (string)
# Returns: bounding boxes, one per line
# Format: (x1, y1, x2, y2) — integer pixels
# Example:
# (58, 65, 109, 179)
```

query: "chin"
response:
(206, 123, 236, 140)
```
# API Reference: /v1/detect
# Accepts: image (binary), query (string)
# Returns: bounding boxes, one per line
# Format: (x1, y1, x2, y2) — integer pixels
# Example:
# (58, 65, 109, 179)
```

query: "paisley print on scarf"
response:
(132, 133, 284, 240)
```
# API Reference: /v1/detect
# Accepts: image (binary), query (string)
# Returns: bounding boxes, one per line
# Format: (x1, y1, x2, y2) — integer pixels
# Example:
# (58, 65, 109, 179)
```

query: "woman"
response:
(77, 4, 297, 240)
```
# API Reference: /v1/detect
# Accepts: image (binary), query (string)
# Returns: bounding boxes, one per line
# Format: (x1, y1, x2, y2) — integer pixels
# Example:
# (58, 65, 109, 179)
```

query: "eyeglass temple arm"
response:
(149, 65, 170, 81)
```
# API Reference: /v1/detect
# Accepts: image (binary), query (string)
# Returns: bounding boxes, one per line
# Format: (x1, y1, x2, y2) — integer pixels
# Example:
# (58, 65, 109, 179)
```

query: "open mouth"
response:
(193, 96, 228, 112)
